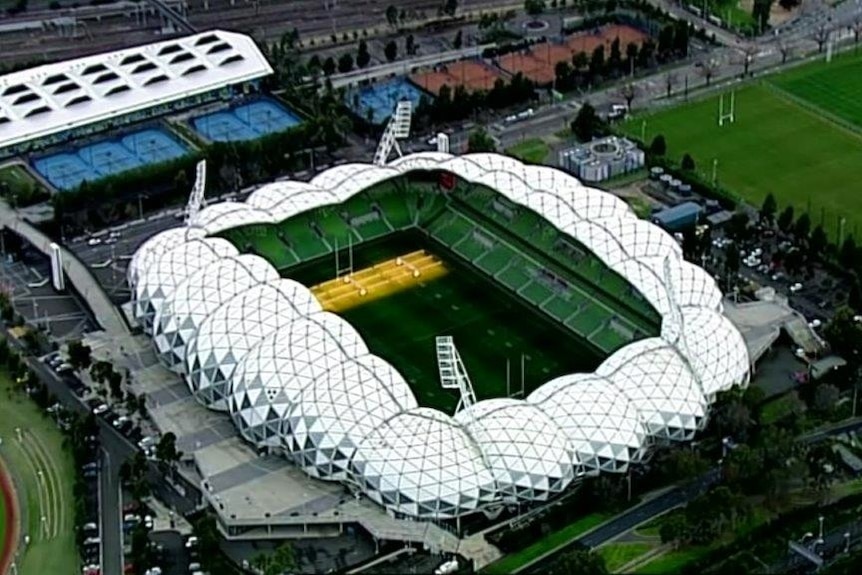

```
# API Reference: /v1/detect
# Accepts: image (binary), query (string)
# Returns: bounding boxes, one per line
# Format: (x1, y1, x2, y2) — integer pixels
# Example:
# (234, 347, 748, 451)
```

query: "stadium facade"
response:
(129, 152, 750, 520)
(0, 30, 272, 159)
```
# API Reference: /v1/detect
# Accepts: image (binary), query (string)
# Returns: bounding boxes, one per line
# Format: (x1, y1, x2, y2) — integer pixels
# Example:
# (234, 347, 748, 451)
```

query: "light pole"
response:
(818, 514, 825, 540)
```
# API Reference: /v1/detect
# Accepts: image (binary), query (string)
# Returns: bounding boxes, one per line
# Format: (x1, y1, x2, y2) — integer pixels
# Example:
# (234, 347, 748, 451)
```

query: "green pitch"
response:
(623, 76, 862, 239)
(287, 234, 600, 414)
(0, 369, 78, 575)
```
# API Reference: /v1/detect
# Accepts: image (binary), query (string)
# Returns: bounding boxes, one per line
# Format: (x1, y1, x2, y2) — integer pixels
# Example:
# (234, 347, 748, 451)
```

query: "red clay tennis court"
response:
(411, 60, 503, 95)
(496, 24, 649, 85)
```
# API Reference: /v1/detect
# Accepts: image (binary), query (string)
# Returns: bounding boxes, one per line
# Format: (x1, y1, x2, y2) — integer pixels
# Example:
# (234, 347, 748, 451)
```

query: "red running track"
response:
(0, 457, 19, 575)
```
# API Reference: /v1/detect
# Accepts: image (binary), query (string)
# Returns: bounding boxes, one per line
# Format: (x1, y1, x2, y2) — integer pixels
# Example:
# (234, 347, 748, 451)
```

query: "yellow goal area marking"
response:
(310, 249, 448, 313)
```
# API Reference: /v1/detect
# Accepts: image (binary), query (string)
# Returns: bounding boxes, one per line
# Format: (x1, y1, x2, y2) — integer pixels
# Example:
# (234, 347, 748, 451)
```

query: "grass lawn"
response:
(0, 165, 39, 197)
(598, 542, 653, 573)
(771, 50, 862, 129)
(622, 83, 862, 240)
(482, 512, 611, 574)
(505, 138, 550, 164)
(289, 233, 601, 413)
(0, 370, 78, 575)
(633, 546, 709, 574)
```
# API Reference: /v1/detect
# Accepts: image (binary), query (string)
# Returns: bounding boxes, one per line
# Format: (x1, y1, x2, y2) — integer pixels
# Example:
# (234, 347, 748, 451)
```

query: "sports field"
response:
(289, 234, 600, 413)
(0, 369, 78, 575)
(622, 51, 862, 240)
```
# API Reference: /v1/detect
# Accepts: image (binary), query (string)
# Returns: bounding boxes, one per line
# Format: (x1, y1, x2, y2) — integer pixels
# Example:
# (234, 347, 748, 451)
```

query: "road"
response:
(99, 446, 123, 575)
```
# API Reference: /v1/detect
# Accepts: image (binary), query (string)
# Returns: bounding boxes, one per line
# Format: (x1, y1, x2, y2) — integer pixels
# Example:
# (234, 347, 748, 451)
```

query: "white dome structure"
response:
(351, 408, 497, 518)
(229, 313, 363, 447)
(455, 399, 578, 503)
(133, 238, 238, 333)
(128, 151, 750, 520)
(528, 374, 648, 472)
(184, 279, 317, 410)
(283, 355, 418, 480)
(152, 255, 278, 371)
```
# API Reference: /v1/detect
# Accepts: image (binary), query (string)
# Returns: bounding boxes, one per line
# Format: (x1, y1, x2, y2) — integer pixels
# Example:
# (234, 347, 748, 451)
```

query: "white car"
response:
(185, 536, 199, 549)
(92, 403, 109, 415)
(188, 562, 202, 572)
(87, 237, 102, 246)
(790, 282, 803, 293)
(808, 319, 822, 329)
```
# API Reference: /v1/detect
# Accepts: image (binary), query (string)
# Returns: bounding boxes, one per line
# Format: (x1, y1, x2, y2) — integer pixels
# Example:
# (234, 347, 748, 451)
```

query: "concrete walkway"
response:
(0, 200, 130, 337)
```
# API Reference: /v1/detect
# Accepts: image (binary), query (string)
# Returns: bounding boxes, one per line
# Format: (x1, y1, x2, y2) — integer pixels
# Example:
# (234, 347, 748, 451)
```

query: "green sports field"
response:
(622, 50, 862, 240)
(0, 369, 78, 575)
(287, 233, 600, 413)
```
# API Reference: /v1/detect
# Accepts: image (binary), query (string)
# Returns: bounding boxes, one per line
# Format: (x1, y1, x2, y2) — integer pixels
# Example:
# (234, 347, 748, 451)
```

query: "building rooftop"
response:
(0, 29, 272, 151)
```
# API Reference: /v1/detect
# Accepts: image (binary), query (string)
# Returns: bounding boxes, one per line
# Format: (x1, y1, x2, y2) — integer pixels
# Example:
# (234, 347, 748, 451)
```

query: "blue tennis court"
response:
(346, 77, 430, 124)
(191, 97, 302, 142)
(33, 127, 189, 191)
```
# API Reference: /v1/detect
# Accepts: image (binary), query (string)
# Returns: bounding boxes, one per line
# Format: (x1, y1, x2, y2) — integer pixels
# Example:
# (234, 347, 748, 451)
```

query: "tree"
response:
(681, 153, 695, 171)
(337, 52, 354, 73)
(815, 25, 830, 53)
(525, 0, 546, 17)
(760, 193, 777, 225)
(406, 34, 415, 56)
(700, 59, 719, 86)
(572, 51, 588, 72)
(67, 340, 92, 370)
(385, 4, 398, 27)
(608, 38, 622, 73)
(840, 236, 858, 270)
(550, 549, 608, 575)
(155, 432, 181, 466)
(814, 383, 840, 414)
(468, 129, 496, 152)
(356, 41, 370, 68)
(649, 134, 666, 157)
(660, 513, 688, 548)
(752, 0, 774, 32)
(322, 56, 336, 76)
(664, 71, 678, 97)
(571, 102, 602, 142)
(453, 30, 463, 49)
(657, 24, 675, 57)
(618, 83, 637, 110)
(777, 205, 795, 233)
(810, 224, 827, 257)
(384, 40, 398, 62)
(777, 39, 792, 63)
(673, 20, 690, 56)
(793, 212, 811, 240)
(250, 543, 296, 575)
(625, 42, 638, 74)
(589, 44, 605, 77)
(729, 211, 752, 242)
(725, 243, 741, 278)
(108, 370, 123, 400)
(443, 0, 458, 16)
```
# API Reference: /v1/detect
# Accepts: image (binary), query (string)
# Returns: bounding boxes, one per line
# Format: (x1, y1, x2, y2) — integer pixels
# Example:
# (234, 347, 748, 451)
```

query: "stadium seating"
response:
(476, 244, 516, 277)
(315, 208, 355, 240)
(277, 216, 330, 261)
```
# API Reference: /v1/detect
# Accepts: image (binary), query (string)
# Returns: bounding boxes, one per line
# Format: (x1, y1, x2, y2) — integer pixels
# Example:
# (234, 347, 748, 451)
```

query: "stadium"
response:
(128, 151, 750, 520)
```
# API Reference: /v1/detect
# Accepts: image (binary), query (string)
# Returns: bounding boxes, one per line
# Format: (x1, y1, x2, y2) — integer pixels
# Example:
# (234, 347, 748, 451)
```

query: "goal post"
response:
(718, 91, 736, 127)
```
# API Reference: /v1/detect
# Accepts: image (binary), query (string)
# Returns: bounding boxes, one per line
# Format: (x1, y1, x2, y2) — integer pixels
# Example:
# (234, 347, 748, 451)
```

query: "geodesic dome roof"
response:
(455, 399, 578, 503)
(152, 254, 277, 371)
(128, 226, 205, 288)
(528, 374, 649, 473)
(284, 355, 418, 480)
(133, 237, 237, 333)
(229, 313, 364, 447)
(129, 151, 749, 520)
(184, 279, 316, 410)
(351, 408, 497, 517)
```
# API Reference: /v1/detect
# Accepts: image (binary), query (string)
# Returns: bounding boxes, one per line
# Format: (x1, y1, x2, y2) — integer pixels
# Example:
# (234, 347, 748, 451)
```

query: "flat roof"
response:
(0, 29, 273, 151)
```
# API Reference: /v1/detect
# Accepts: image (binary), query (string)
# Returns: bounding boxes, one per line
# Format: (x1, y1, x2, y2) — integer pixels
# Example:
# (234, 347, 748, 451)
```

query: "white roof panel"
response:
(0, 30, 272, 151)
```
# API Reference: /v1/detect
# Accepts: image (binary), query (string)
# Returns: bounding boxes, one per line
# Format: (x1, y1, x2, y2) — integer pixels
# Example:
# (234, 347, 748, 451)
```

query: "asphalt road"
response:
(99, 446, 123, 575)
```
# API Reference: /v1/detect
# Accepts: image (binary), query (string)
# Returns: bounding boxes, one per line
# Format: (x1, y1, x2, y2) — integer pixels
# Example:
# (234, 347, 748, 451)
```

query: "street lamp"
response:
(818, 514, 825, 540)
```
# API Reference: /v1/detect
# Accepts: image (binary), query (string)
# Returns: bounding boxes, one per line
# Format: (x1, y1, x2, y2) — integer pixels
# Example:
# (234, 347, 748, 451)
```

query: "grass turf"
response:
(598, 542, 653, 573)
(771, 50, 862, 128)
(288, 233, 601, 413)
(0, 165, 38, 197)
(481, 512, 610, 574)
(623, 82, 862, 240)
(0, 370, 78, 575)
(505, 138, 550, 164)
